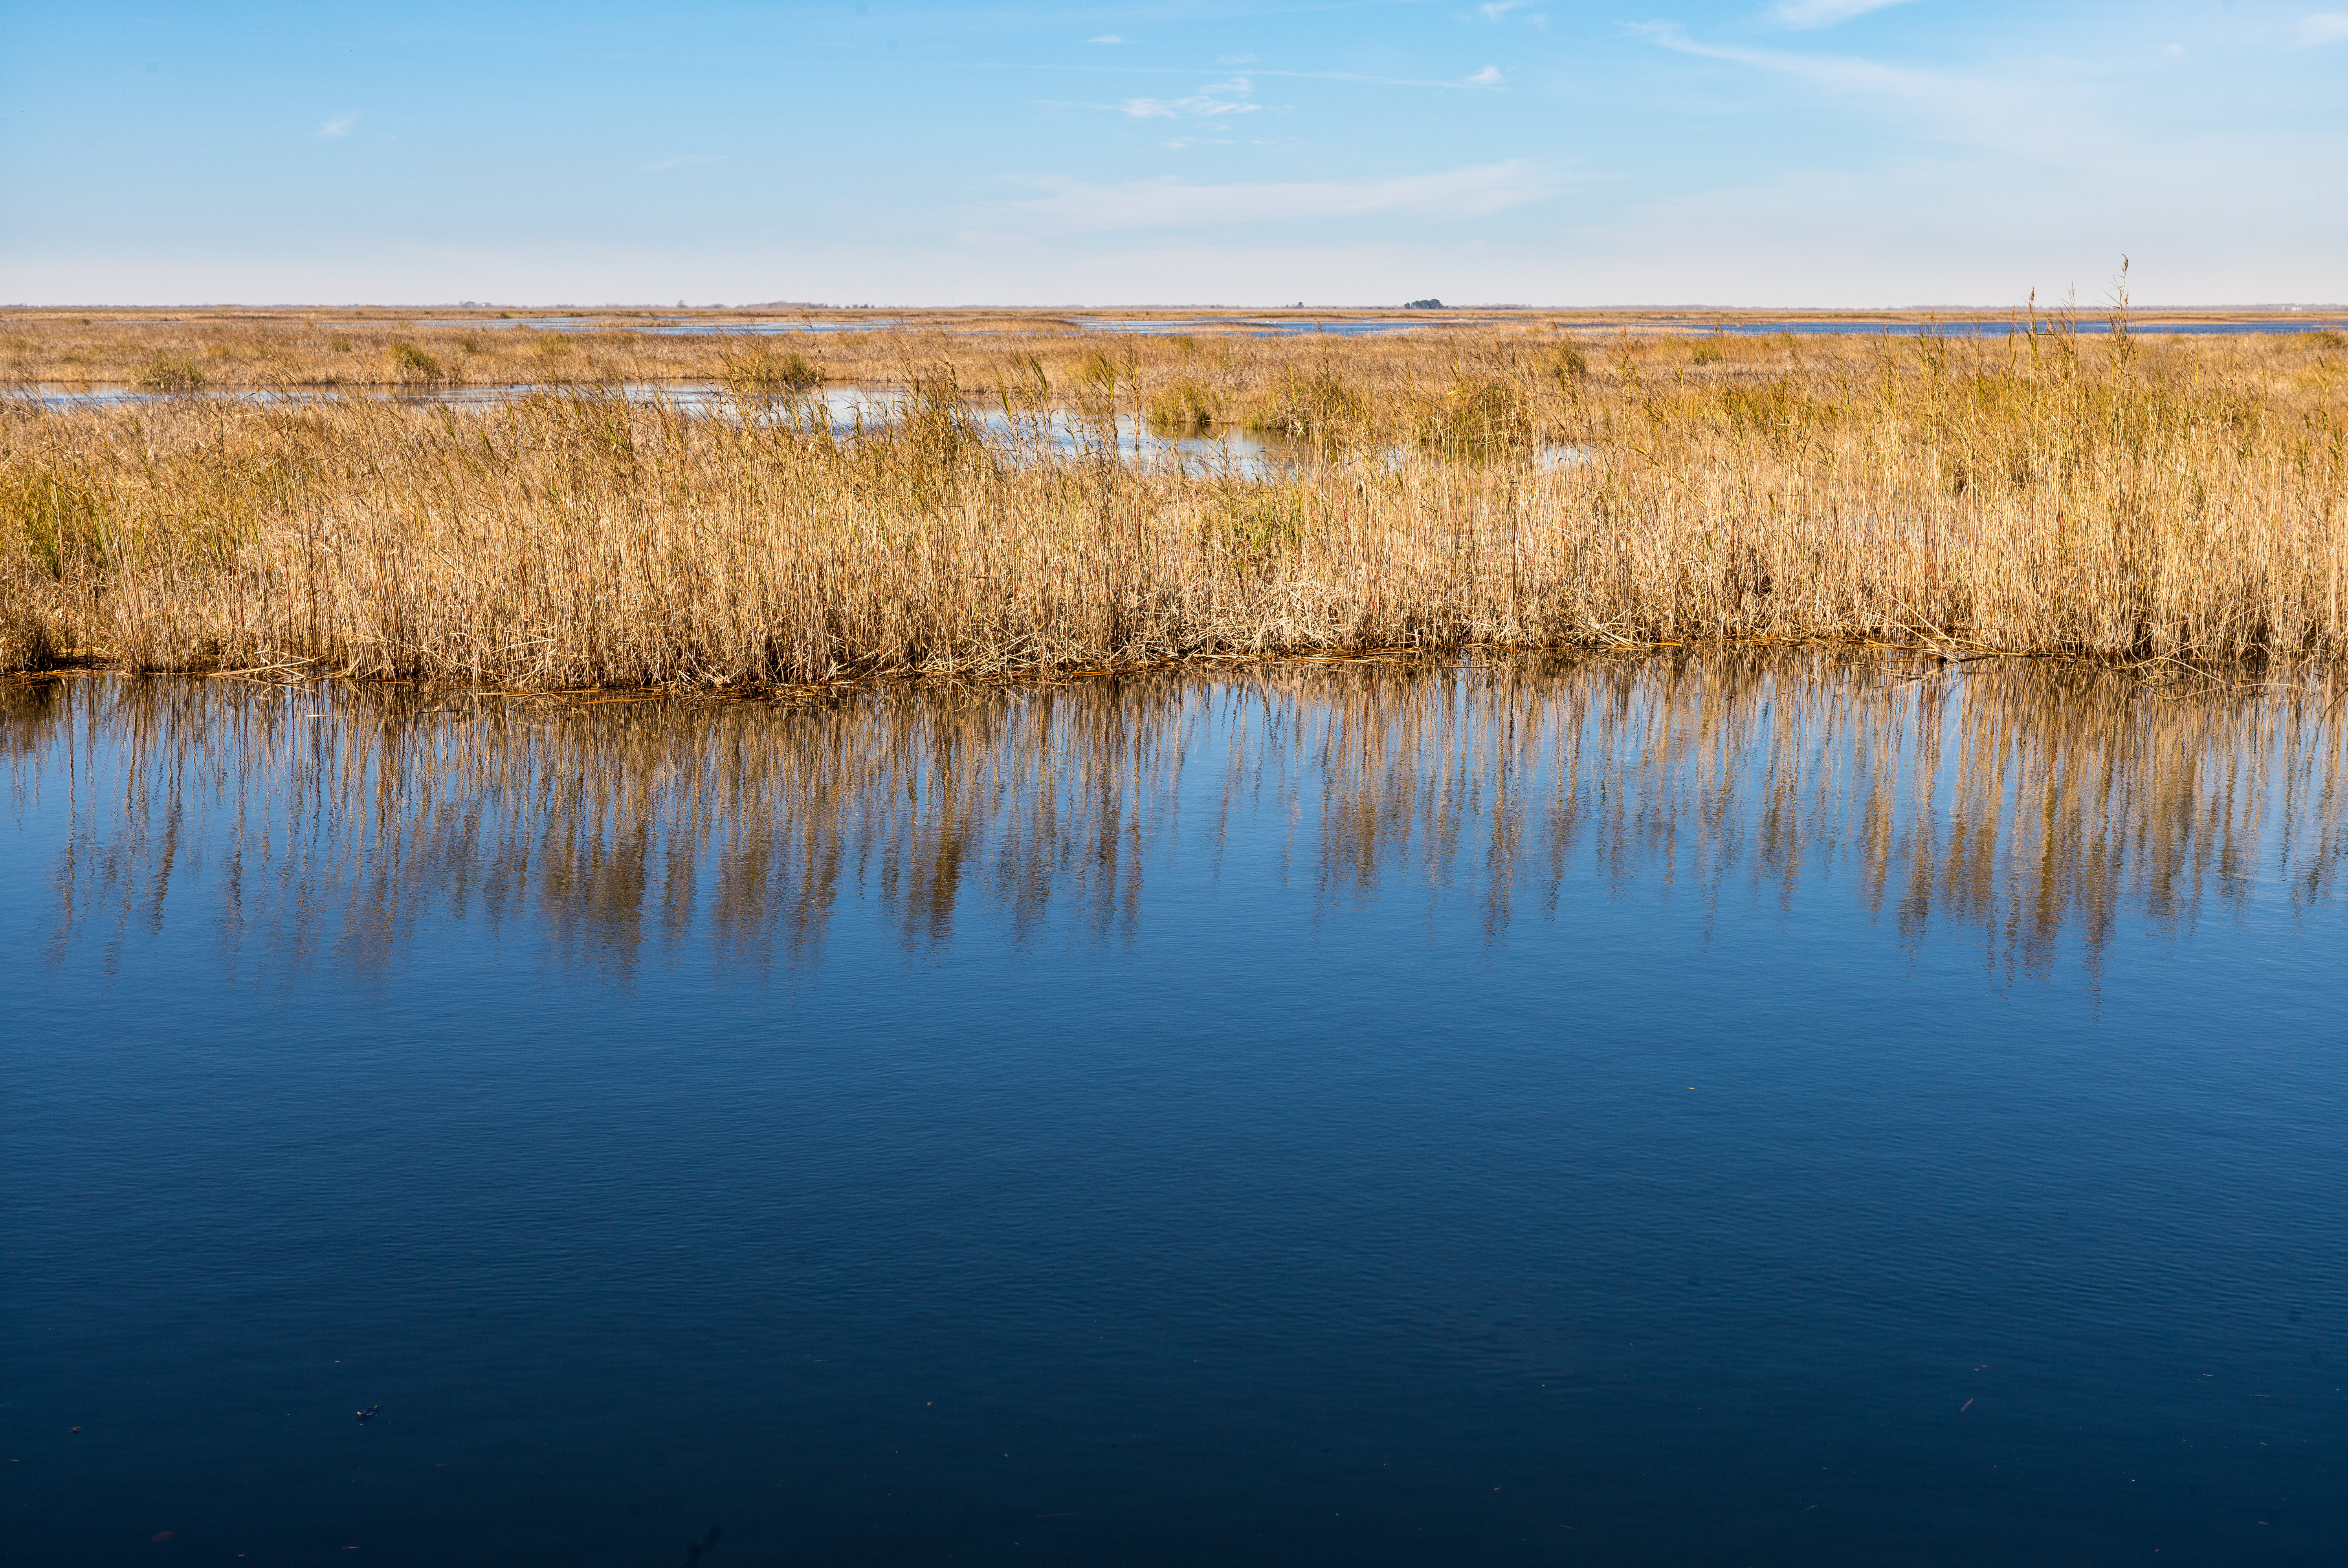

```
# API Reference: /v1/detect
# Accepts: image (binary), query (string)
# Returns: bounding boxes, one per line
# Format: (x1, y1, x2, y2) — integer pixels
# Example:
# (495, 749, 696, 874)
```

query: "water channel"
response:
(13, 384, 1590, 477)
(4, 654, 2344, 1564)
(403, 313, 2348, 339)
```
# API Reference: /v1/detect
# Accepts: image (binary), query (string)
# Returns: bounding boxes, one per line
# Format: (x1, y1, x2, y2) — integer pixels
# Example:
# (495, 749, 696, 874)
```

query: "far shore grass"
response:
(6, 304, 2342, 394)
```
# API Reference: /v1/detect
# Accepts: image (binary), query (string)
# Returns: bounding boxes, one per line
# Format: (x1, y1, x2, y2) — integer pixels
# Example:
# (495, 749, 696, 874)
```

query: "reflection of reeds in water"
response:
(9, 656, 2343, 980)
(1279, 654, 2348, 971)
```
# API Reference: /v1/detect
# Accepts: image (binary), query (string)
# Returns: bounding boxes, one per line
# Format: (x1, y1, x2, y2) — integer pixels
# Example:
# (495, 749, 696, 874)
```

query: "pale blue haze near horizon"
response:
(2, 0, 2343, 308)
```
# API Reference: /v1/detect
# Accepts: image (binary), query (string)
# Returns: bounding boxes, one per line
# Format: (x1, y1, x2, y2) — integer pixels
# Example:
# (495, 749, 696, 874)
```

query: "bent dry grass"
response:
(1, 323, 2344, 688)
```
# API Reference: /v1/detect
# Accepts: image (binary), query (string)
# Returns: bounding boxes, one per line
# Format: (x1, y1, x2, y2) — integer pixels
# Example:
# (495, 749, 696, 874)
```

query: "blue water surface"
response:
(2, 658, 2343, 1566)
(409, 312, 2348, 339)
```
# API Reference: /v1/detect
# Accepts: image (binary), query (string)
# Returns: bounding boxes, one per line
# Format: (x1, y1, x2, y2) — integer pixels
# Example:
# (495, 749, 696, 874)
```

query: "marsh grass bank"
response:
(2, 324, 2344, 686)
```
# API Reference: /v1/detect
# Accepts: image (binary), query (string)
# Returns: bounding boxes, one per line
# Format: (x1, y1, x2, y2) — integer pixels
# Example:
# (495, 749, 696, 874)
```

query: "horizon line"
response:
(7, 302, 2348, 315)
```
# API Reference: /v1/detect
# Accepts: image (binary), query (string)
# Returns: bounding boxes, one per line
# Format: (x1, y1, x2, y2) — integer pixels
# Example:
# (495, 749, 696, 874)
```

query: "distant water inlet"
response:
(12, 654, 2342, 978)
(12, 383, 1536, 479)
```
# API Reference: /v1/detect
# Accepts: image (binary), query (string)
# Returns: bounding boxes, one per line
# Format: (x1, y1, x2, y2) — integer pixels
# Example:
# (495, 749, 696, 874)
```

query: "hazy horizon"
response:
(13, 302, 2348, 315)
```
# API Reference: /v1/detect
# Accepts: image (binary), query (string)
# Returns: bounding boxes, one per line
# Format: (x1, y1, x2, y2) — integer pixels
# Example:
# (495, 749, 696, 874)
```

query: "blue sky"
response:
(2, 1, 2342, 306)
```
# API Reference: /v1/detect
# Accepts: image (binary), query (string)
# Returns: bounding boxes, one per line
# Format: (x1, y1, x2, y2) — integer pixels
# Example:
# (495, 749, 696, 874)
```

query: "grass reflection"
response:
(9, 653, 2343, 980)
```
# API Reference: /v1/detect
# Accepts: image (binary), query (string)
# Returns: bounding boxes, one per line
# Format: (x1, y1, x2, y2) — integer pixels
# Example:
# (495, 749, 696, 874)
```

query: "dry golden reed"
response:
(2, 318, 2344, 685)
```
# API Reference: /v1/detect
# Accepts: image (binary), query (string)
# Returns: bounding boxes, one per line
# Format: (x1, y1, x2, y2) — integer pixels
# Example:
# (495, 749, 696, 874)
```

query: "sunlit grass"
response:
(2, 319, 2343, 685)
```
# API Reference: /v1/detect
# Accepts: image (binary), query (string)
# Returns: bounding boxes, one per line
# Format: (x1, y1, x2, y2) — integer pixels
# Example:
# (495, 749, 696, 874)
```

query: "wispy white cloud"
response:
(1773, 0, 1921, 27)
(317, 112, 359, 139)
(1629, 22, 1932, 91)
(1466, 64, 1503, 86)
(1000, 161, 1557, 233)
(637, 154, 726, 172)
(957, 61, 1506, 93)
(1122, 96, 1259, 118)
(1088, 35, 1123, 45)
(2295, 12, 2348, 44)
(1122, 75, 1259, 119)
(1627, 22, 2109, 162)
(1480, 0, 1530, 17)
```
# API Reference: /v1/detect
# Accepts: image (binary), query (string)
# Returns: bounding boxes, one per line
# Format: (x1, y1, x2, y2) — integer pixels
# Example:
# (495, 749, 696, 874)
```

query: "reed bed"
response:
(2, 323, 2344, 684)
(8, 305, 2339, 395)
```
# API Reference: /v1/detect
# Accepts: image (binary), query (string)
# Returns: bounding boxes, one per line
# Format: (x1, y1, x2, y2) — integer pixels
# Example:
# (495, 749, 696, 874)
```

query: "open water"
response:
(407, 313, 2348, 339)
(4, 655, 2344, 1565)
(15, 386, 1587, 478)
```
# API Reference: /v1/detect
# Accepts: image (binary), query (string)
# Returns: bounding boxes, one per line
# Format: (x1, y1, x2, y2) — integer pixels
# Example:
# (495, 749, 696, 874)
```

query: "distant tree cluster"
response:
(1405, 298, 1445, 310)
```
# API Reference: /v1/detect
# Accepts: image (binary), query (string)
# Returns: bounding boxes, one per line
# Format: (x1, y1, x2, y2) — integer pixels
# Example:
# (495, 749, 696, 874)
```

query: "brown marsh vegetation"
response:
(3, 312, 2345, 685)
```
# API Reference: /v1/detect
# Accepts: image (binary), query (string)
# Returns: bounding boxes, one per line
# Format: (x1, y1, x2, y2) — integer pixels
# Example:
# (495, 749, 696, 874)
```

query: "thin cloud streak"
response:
(2295, 13, 2348, 45)
(1121, 74, 1259, 119)
(952, 62, 1502, 92)
(1774, 0, 1922, 28)
(999, 161, 1557, 234)
(1122, 97, 1260, 117)
(1626, 22, 2113, 163)
(317, 113, 359, 139)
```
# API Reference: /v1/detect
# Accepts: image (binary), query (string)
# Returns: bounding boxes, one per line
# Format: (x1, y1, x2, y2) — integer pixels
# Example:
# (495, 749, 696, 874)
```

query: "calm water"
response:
(407, 313, 2348, 339)
(1070, 316, 1529, 337)
(401, 314, 1483, 337)
(4, 656, 2345, 1566)
(411, 316, 917, 335)
(15, 385, 1583, 478)
(1594, 317, 2348, 339)
(11, 382, 1301, 475)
